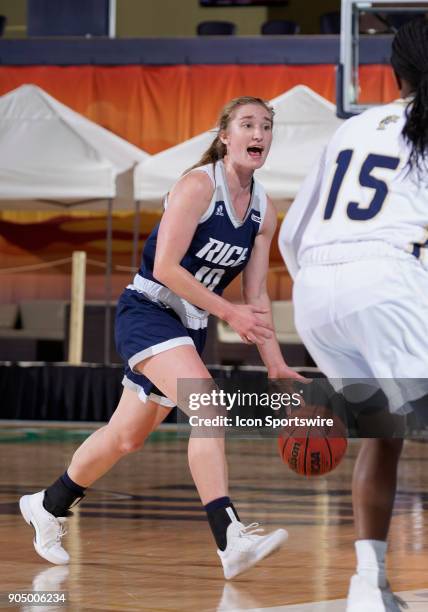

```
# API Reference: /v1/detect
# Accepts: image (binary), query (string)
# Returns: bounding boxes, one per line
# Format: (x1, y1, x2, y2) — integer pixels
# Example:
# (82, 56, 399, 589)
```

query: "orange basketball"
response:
(278, 435, 347, 476)
(278, 405, 348, 476)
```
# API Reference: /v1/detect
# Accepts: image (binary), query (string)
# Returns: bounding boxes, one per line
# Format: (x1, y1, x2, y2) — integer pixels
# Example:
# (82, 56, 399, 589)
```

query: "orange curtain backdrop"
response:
(0, 63, 398, 303)
(359, 65, 398, 103)
(0, 65, 397, 154)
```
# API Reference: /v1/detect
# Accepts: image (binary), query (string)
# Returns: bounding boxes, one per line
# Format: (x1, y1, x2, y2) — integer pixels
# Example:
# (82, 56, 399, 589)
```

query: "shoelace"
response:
(384, 582, 408, 610)
(392, 594, 408, 610)
(46, 517, 68, 548)
(238, 522, 264, 538)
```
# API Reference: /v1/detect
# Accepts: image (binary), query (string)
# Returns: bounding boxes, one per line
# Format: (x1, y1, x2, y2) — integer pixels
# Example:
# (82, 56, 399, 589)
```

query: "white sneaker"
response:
(19, 490, 69, 565)
(218, 520, 288, 580)
(346, 574, 408, 611)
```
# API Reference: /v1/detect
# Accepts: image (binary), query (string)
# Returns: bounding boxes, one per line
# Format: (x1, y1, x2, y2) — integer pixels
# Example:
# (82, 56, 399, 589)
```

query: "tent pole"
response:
(68, 251, 86, 364)
(132, 199, 141, 271)
(104, 198, 113, 365)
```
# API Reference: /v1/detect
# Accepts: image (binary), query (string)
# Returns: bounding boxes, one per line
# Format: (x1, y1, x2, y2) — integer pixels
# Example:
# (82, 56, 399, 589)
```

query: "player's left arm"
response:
(278, 146, 326, 280)
(242, 197, 306, 382)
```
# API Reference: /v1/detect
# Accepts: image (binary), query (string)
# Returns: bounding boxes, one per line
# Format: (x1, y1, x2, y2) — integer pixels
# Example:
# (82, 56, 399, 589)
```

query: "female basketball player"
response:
(21, 96, 302, 580)
(279, 18, 428, 612)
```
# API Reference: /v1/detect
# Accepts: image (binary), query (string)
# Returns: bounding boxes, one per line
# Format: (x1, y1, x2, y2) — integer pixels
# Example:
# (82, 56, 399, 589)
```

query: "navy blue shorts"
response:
(115, 288, 207, 407)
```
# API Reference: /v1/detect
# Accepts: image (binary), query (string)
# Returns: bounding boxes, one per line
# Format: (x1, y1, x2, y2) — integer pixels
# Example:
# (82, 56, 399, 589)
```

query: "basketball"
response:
(279, 435, 348, 477)
(278, 406, 348, 476)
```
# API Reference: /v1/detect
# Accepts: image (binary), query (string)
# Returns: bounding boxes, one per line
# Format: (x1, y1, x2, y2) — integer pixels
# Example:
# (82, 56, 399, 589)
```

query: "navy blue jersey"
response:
(128, 160, 267, 330)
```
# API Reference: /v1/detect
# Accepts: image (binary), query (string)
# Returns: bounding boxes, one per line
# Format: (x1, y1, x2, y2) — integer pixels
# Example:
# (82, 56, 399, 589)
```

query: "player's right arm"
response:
(153, 171, 273, 344)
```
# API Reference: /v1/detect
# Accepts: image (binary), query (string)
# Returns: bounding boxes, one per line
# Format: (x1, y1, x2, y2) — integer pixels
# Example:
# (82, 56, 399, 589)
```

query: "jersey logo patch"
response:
(251, 213, 261, 224)
(377, 115, 399, 131)
(215, 204, 224, 216)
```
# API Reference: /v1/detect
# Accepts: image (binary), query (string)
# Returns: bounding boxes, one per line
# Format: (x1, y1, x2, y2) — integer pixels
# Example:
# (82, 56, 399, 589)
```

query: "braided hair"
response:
(391, 17, 428, 173)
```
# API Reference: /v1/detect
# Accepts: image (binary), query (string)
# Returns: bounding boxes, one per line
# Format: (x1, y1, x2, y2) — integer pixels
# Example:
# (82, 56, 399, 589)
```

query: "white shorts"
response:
(293, 242, 428, 414)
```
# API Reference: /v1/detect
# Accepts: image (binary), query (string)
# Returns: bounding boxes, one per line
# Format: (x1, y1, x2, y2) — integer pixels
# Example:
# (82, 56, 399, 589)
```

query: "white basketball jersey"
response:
(279, 99, 428, 278)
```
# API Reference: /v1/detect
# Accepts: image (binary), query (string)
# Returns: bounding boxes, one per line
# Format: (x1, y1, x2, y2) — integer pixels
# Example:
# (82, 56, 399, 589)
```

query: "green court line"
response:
(0, 429, 178, 444)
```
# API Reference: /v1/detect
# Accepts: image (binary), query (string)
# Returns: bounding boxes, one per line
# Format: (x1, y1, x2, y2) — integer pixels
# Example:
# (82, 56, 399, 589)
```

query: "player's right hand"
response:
(225, 304, 273, 345)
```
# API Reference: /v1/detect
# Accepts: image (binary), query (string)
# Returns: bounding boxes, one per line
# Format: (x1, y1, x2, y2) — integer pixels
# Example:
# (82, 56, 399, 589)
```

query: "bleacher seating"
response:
(320, 11, 340, 35)
(0, 301, 66, 361)
(197, 21, 236, 36)
(261, 20, 300, 35)
(0, 15, 7, 37)
(0, 300, 120, 363)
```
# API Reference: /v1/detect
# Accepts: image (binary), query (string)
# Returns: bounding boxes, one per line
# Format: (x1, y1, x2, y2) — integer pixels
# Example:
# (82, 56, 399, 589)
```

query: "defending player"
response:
(279, 17, 428, 612)
(20, 96, 302, 579)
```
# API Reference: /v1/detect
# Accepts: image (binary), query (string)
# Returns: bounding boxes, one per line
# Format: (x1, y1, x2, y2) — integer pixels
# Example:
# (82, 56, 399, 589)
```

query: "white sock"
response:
(355, 540, 388, 588)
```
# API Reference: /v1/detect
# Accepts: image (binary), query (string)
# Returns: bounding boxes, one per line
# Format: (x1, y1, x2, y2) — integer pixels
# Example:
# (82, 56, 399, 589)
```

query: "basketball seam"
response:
(326, 437, 333, 470)
(303, 427, 311, 477)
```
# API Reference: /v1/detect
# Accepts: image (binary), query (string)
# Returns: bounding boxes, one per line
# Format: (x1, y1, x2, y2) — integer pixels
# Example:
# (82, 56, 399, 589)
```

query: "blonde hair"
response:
(186, 96, 274, 173)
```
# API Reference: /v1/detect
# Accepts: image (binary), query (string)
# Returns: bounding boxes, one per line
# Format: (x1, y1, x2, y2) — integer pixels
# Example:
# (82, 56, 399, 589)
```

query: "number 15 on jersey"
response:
(324, 150, 400, 221)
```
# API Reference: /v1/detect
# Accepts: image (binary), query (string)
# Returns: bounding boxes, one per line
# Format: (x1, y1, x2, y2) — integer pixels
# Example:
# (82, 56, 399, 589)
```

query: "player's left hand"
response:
(267, 366, 311, 414)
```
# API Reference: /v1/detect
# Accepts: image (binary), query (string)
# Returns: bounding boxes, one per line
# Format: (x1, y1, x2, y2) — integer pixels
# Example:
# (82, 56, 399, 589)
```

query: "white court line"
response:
(237, 589, 428, 612)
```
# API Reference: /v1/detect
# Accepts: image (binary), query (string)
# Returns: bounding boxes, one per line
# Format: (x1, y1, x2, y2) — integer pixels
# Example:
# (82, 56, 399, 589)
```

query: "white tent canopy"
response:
(0, 84, 148, 209)
(256, 85, 343, 205)
(0, 84, 150, 363)
(133, 85, 343, 210)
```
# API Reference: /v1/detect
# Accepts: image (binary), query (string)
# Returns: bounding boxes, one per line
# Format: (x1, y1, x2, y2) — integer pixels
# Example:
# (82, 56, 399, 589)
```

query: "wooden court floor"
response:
(1, 427, 428, 611)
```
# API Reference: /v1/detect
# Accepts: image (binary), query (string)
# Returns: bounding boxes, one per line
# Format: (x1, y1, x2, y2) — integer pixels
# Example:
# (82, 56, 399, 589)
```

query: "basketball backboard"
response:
(338, 0, 428, 117)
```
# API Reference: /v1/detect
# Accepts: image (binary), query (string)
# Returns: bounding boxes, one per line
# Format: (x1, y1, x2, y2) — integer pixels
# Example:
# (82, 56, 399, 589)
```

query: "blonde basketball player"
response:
(20, 97, 303, 580)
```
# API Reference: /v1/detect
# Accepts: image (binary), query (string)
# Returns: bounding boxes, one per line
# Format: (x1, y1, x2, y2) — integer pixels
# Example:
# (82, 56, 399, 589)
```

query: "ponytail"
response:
(391, 17, 428, 174)
(402, 72, 428, 173)
(185, 134, 227, 174)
